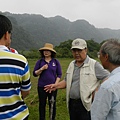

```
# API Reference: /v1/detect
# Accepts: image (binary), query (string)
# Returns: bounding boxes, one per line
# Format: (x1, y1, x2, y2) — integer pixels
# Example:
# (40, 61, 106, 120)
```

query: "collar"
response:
(110, 67, 120, 77)
(0, 45, 9, 51)
(83, 55, 89, 64)
(74, 55, 89, 67)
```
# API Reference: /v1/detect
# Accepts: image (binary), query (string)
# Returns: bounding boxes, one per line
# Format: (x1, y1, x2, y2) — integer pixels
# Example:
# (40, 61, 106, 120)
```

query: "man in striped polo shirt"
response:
(0, 14, 31, 120)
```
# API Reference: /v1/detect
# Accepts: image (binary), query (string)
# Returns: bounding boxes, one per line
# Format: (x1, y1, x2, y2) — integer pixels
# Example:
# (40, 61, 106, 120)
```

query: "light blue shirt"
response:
(91, 67, 120, 120)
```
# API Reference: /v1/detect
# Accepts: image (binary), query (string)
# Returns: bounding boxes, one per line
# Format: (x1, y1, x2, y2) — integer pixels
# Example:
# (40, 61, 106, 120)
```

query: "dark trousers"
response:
(38, 87, 57, 120)
(69, 98, 91, 120)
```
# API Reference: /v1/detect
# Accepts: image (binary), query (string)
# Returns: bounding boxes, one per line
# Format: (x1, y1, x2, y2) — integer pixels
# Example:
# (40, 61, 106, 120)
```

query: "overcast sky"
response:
(0, 0, 120, 29)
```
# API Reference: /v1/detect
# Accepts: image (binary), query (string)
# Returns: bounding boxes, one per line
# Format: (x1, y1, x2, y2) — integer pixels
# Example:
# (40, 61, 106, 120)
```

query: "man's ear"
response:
(85, 48, 88, 52)
(105, 54, 109, 61)
(4, 31, 9, 40)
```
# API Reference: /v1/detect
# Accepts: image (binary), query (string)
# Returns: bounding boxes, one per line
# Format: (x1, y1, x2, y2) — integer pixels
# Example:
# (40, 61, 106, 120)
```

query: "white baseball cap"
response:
(71, 38, 87, 49)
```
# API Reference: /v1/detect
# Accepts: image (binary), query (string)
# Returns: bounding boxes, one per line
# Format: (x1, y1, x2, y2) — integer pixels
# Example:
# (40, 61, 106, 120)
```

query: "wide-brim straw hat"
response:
(39, 43, 56, 53)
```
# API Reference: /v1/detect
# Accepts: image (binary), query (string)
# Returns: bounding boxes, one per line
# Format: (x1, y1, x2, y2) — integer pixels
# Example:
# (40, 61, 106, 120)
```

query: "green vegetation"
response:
(20, 39, 101, 59)
(25, 58, 73, 120)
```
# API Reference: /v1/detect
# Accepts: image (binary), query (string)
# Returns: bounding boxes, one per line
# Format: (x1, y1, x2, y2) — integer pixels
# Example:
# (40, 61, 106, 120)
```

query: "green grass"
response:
(25, 58, 73, 120)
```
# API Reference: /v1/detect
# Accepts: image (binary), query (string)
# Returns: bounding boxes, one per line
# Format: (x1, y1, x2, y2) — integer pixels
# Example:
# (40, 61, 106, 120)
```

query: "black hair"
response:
(0, 14, 12, 39)
(39, 50, 56, 58)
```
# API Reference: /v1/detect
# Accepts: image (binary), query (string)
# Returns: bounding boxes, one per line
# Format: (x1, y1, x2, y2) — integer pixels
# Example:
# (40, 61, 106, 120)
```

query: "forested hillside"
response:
(1, 11, 120, 51)
(22, 39, 102, 59)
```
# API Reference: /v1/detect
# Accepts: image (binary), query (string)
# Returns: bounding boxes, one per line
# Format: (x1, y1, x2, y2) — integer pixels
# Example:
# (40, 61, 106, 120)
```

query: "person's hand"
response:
(44, 84, 57, 93)
(41, 64, 48, 70)
(43, 64, 48, 70)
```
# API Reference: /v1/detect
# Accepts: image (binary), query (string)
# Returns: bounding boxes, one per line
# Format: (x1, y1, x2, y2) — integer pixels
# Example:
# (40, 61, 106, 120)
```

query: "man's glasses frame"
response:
(97, 52, 100, 58)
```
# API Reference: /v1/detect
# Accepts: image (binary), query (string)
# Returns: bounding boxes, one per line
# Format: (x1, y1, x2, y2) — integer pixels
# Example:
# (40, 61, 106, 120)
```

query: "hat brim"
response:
(39, 47, 56, 53)
(71, 46, 86, 50)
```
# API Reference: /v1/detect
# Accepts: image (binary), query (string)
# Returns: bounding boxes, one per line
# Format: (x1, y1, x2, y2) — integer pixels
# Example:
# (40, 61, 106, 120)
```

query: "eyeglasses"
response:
(72, 49, 83, 53)
(97, 52, 100, 58)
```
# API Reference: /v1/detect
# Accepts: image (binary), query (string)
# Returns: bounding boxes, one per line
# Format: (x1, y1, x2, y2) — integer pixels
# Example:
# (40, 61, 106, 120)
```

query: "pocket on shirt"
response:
(81, 72, 96, 85)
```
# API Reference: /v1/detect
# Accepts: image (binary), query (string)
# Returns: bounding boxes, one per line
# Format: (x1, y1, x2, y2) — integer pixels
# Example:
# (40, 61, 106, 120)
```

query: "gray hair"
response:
(100, 39, 120, 65)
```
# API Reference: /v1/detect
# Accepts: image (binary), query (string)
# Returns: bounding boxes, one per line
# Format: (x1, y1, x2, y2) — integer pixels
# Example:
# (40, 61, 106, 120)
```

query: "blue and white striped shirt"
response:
(0, 45, 31, 120)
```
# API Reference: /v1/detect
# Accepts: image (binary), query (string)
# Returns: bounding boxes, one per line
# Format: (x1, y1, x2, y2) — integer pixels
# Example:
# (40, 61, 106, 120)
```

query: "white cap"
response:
(71, 38, 87, 49)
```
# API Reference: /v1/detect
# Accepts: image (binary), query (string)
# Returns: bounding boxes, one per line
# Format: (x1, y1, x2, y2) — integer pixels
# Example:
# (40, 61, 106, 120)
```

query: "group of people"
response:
(1, 14, 120, 120)
(44, 38, 109, 120)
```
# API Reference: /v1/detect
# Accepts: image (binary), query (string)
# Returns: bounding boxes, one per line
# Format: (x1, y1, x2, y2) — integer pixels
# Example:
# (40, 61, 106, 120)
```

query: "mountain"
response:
(1, 11, 120, 50)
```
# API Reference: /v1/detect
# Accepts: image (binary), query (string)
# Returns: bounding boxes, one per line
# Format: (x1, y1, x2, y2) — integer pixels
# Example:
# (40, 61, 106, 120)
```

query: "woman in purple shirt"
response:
(33, 43, 62, 120)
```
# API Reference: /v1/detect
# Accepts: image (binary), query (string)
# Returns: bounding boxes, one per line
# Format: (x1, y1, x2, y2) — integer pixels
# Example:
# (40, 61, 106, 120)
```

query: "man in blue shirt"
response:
(91, 39, 120, 120)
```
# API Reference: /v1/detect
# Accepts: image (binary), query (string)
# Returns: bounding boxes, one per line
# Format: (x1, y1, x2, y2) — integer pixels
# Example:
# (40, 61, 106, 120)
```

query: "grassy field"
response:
(25, 58, 73, 120)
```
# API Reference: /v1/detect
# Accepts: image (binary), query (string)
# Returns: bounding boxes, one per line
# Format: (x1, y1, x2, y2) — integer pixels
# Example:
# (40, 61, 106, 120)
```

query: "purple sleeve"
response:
(33, 60, 40, 77)
(56, 59, 62, 78)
